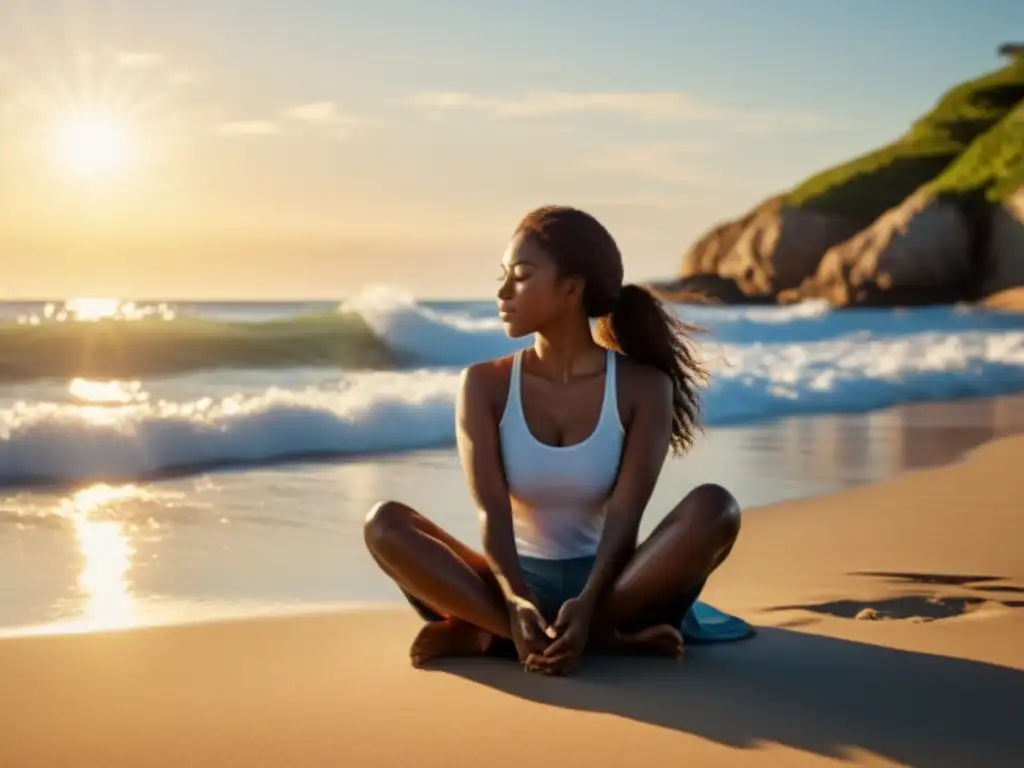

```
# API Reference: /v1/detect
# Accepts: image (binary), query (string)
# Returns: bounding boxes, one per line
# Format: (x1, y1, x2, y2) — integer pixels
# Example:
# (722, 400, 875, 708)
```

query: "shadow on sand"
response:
(767, 571, 1024, 621)
(429, 626, 1023, 767)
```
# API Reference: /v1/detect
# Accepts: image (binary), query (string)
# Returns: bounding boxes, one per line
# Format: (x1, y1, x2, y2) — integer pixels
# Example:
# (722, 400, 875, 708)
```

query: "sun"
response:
(55, 110, 135, 179)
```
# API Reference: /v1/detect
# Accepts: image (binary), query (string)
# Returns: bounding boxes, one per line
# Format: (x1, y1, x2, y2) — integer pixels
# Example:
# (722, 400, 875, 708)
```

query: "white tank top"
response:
(499, 347, 625, 559)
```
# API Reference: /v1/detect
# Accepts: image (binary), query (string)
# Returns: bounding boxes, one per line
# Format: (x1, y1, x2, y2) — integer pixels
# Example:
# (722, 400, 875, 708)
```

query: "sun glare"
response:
(67, 484, 140, 631)
(55, 110, 134, 179)
(64, 297, 122, 320)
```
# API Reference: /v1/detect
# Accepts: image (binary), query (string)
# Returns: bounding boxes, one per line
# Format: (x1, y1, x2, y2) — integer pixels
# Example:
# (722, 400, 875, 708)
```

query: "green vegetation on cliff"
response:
(928, 101, 1024, 205)
(785, 58, 1024, 220)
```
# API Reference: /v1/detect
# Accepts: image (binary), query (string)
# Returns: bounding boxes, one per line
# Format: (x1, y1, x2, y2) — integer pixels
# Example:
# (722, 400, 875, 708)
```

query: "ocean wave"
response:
(0, 310, 400, 381)
(339, 286, 522, 365)
(0, 371, 461, 488)
(1, 327, 1022, 488)
(0, 289, 511, 381)
(5, 287, 1024, 381)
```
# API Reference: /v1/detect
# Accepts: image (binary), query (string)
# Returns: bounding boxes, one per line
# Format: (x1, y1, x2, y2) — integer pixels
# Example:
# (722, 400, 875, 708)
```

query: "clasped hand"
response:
(510, 596, 594, 675)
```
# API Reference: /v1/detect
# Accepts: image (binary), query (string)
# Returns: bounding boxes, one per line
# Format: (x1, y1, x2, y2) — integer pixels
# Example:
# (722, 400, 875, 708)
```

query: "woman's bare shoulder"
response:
(614, 353, 672, 421)
(460, 354, 516, 413)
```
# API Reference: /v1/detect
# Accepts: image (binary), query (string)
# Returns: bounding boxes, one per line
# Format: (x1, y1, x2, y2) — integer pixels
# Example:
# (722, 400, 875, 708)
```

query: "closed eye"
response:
(499, 264, 532, 281)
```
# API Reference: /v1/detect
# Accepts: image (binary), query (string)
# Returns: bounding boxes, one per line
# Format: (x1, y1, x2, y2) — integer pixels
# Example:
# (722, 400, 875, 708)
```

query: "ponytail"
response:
(511, 204, 707, 453)
(595, 284, 707, 455)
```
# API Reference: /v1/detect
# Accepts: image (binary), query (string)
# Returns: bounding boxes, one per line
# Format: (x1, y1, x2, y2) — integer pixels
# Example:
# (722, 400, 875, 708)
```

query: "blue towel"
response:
(403, 581, 755, 644)
(680, 601, 756, 643)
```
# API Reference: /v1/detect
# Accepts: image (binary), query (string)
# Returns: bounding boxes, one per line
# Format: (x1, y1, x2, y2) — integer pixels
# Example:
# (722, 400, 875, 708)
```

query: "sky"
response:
(0, 0, 1020, 299)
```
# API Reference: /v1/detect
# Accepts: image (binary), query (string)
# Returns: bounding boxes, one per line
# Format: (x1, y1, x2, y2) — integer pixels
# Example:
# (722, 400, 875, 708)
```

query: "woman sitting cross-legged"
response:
(364, 205, 741, 675)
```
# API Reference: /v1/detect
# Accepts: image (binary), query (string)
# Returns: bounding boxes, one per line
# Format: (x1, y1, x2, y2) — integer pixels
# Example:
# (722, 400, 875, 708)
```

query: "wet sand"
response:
(1, 398, 1023, 766)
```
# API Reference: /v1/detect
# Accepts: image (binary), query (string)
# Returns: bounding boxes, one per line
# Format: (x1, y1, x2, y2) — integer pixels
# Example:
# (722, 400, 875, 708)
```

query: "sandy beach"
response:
(2, 418, 1023, 767)
(2, 4, 1024, 766)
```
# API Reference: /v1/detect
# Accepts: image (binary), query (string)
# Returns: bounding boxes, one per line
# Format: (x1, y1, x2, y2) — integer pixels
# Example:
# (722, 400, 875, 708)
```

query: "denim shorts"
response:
(402, 553, 705, 635)
(401, 554, 594, 626)
(518, 554, 596, 624)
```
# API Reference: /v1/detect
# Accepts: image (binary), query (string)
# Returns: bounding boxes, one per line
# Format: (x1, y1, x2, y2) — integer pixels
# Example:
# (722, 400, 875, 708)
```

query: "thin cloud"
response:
(282, 101, 338, 122)
(215, 120, 280, 136)
(585, 141, 736, 188)
(213, 103, 366, 139)
(281, 101, 364, 139)
(411, 90, 720, 121)
(411, 89, 843, 132)
(115, 51, 165, 69)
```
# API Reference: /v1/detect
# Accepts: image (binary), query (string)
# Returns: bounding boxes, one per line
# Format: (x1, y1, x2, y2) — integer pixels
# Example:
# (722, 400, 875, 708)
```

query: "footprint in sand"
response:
(767, 571, 1024, 623)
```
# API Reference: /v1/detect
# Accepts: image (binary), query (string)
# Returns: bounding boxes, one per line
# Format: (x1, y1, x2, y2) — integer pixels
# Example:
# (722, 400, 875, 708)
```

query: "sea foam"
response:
(1, 288, 1022, 487)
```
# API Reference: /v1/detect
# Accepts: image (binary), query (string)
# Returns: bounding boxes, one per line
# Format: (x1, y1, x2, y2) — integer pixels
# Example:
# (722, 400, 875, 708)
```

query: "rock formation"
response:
(780, 191, 972, 306)
(657, 49, 1024, 309)
(647, 274, 774, 305)
(678, 198, 861, 299)
(982, 186, 1024, 295)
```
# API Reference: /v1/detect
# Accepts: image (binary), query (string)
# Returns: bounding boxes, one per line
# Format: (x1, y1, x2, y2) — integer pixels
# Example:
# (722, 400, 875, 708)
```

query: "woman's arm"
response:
(578, 366, 674, 609)
(455, 362, 534, 607)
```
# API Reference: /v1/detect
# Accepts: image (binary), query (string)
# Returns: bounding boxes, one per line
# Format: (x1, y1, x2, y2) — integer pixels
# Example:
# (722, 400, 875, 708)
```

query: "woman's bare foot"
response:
(409, 618, 493, 667)
(608, 624, 684, 658)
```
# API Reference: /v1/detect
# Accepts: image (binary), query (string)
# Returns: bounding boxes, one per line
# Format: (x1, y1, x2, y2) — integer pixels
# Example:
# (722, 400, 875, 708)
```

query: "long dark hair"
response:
(514, 205, 707, 455)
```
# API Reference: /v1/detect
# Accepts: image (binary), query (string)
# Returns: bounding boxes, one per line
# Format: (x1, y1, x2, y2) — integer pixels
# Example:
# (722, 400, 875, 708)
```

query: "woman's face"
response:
(496, 233, 581, 339)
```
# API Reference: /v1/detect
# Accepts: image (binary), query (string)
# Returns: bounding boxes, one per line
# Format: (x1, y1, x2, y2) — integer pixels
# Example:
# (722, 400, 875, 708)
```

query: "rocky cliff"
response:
(656, 49, 1024, 308)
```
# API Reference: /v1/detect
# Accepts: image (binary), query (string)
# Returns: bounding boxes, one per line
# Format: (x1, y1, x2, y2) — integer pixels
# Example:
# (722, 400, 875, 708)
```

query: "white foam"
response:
(343, 285, 1024, 365)
(1, 314, 1022, 486)
(703, 331, 1024, 424)
(340, 285, 521, 365)
(0, 371, 462, 486)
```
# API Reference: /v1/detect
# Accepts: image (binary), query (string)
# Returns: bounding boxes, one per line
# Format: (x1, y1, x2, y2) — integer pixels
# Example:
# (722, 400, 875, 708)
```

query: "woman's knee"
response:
(363, 500, 414, 552)
(685, 483, 741, 543)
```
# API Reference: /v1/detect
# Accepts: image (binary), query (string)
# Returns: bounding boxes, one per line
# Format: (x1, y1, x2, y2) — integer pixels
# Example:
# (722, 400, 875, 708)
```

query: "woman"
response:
(364, 205, 741, 675)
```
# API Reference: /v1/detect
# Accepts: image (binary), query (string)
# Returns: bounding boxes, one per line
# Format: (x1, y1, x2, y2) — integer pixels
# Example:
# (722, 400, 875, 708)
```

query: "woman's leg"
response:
(592, 483, 742, 649)
(363, 500, 513, 664)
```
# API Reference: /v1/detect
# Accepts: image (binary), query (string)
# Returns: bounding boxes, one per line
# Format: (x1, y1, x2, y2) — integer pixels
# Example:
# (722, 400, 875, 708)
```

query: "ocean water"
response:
(1, 288, 1024, 636)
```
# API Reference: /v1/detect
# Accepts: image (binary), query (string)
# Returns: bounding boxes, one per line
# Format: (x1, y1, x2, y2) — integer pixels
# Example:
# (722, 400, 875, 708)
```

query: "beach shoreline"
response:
(4, 392, 1024, 640)
(2, 400, 1023, 766)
